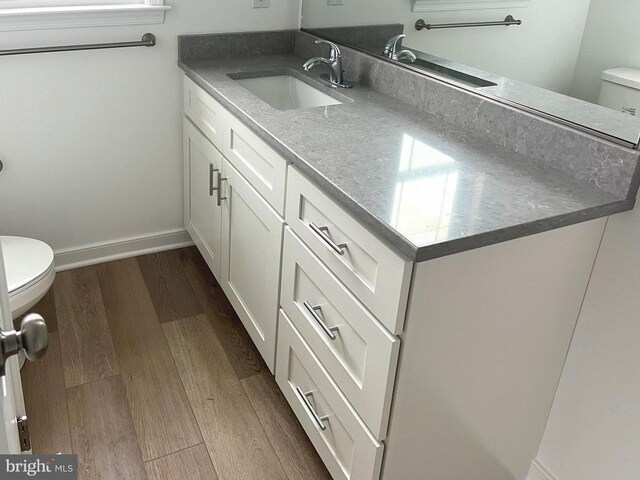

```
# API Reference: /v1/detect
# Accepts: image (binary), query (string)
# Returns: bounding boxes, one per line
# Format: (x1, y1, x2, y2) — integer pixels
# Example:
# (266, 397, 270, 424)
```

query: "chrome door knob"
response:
(18, 314, 48, 361)
(0, 314, 48, 376)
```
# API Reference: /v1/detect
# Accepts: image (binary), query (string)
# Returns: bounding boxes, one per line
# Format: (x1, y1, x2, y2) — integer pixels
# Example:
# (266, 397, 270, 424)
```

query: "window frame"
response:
(0, 0, 170, 31)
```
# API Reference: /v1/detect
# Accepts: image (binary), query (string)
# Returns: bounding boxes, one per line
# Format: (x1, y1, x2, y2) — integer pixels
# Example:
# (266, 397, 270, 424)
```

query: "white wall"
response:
(0, 0, 299, 266)
(528, 207, 640, 480)
(302, 0, 591, 92)
(570, 0, 640, 103)
(531, 5, 640, 472)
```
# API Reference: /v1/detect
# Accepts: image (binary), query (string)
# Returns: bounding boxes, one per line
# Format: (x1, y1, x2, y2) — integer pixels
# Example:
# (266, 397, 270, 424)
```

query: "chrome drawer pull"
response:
(309, 223, 347, 256)
(303, 301, 339, 341)
(296, 386, 329, 431)
(209, 164, 219, 197)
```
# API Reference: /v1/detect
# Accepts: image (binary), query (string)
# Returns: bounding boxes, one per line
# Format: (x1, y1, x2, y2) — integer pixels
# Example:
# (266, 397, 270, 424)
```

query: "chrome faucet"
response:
(303, 39, 353, 88)
(383, 34, 417, 63)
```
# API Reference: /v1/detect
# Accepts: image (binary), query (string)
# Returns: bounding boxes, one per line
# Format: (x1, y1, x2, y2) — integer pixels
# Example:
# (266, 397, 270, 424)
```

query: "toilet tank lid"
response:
(602, 68, 640, 90)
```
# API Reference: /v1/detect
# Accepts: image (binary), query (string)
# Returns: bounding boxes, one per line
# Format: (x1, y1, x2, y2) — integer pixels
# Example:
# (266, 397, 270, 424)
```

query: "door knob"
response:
(0, 314, 48, 376)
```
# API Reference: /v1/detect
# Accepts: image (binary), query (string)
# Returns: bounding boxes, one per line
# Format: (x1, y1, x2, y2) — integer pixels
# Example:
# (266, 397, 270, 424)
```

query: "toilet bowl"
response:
(1, 236, 56, 319)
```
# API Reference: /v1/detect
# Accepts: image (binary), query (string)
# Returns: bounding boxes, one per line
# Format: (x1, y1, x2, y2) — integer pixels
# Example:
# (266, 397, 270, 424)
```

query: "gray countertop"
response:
(179, 53, 634, 262)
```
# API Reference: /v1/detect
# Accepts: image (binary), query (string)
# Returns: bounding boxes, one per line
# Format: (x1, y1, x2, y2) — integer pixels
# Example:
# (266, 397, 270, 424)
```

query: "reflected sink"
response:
(233, 75, 343, 111)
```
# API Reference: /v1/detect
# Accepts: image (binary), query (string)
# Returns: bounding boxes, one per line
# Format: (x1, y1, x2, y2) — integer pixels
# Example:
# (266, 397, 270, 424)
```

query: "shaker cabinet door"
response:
(184, 118, 224, 281)
(221, 158, 284, 372)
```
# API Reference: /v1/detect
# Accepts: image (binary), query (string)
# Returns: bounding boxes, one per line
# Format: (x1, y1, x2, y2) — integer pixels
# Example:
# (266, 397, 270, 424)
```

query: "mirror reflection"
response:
(301, 0, 640, 145)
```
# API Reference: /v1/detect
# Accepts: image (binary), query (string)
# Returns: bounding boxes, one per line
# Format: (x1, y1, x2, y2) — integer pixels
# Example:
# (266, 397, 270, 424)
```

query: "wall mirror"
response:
(301, 0, 640, 147)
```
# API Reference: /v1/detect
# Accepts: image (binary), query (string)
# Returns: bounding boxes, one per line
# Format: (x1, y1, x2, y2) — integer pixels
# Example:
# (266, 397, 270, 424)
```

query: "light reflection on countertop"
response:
(180, 54, 630, 262)
(391, 134, 460, 245)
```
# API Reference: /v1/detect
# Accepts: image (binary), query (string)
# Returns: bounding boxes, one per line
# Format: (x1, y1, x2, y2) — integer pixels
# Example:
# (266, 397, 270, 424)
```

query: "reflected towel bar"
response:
(0, 33, 156, 57)
(415, 15, 522, 30)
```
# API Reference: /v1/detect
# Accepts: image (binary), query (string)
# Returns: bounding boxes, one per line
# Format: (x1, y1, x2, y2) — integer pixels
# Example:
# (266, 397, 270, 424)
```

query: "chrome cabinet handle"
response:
(209, 165, 226, 206)
(309, 223, 347, 256)
(219, 175, 227, 205)
(295, 386, 329, 431)
(209, 164, 219, 197)
(303, 301, 339, 341)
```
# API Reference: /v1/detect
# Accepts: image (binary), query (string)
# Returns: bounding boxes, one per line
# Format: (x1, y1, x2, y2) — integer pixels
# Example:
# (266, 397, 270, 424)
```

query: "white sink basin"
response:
(234, 75, 342, 111)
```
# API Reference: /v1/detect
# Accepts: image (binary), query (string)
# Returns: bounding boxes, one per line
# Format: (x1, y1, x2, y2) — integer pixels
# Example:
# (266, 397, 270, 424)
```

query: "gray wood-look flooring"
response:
(21, 247, 331, 480)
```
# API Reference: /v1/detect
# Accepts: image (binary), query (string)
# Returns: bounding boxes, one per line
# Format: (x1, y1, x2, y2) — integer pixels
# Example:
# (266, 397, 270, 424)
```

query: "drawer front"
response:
(223, 112, 287, 215)
(276, 311, 384, 480)
(183, 76, 226, 151)
(281, 228, 399, 439)
(286, 167, 413, 334)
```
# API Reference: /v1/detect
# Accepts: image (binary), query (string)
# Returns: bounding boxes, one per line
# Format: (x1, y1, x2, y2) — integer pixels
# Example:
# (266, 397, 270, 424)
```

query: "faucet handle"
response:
(315, 39, 342, 59)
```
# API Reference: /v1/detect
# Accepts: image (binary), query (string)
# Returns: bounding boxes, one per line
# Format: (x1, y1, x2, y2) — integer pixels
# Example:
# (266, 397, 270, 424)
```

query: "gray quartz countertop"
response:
(179, 54, 634, 262)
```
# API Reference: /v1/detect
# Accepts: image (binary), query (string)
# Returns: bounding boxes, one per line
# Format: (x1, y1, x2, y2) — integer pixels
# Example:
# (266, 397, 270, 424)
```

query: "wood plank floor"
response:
(54, 266, 119, 388)
(21, 247, 330, 480)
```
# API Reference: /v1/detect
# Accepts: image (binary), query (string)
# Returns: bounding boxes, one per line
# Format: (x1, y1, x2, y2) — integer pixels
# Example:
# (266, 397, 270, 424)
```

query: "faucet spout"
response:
(302, 40, 353, 88)
(383, 34, 416, 63)
(394, 49, 417, 63)
(303, 57, 331, 71)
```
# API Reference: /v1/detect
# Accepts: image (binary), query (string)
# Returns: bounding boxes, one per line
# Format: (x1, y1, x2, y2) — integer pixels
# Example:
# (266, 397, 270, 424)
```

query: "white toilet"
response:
(598, 68, 640, 116)
(1, 236, 56, 320)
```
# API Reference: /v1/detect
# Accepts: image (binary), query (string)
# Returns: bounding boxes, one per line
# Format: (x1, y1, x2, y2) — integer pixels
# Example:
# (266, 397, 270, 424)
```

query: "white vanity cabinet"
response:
(183, 76, 286, 372)
(183, 77, 404, 479)
(182, 75, 608, 480)
(220, 157, 284, 371)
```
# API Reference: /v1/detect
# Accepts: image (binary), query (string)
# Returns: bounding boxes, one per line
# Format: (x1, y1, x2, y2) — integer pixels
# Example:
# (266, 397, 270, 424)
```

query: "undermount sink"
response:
(233, 75, 342, 111)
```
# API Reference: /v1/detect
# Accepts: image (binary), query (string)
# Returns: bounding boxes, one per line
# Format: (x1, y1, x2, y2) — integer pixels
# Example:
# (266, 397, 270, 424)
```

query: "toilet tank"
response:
(598, 68, 640, 117)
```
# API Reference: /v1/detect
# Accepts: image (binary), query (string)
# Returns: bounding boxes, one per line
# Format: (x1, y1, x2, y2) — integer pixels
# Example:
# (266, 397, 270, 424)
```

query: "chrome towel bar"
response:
(0, 33, 156, 57)
(415, 15, 522, 31)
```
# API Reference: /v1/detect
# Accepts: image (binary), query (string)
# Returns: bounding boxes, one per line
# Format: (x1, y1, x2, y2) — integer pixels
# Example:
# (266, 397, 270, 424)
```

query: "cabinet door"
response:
(221, 158, 284, 372)
(184, 117, 223, 281)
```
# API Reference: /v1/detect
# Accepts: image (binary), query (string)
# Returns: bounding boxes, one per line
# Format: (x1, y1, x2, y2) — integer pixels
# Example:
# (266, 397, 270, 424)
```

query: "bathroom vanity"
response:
(179, 30, 639, 480)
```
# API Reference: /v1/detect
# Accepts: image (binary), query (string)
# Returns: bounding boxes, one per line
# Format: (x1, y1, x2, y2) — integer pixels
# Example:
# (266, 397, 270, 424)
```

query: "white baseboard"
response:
(54, 229, 194, 272)
(528, 460, 558, 480)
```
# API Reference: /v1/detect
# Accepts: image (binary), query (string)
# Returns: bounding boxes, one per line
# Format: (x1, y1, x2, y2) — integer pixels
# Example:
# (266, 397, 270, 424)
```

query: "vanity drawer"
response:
(276, 311, 384, 480)
(281, 228, 399, 439)
(183, 76, 226, 151)
(223, 111, 288, 215)
(286, 167, 413, 334)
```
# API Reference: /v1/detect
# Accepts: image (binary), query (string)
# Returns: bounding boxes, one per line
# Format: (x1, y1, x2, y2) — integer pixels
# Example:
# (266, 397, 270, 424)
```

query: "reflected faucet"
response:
(303, 39, 354, 88)
(383, 34, 417, 63)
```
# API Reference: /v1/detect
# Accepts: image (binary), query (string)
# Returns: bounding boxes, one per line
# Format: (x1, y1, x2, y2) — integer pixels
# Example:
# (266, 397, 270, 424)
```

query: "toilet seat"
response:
(1, 236, 56, 319)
